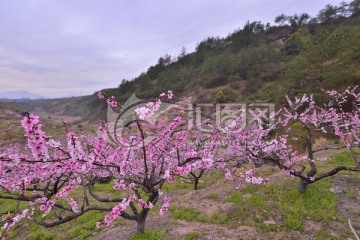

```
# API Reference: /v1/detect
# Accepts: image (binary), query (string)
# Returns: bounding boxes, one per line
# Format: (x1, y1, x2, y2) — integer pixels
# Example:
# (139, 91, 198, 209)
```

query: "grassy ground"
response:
(2, 182, 116, 240)
(2, 150, 359, 239)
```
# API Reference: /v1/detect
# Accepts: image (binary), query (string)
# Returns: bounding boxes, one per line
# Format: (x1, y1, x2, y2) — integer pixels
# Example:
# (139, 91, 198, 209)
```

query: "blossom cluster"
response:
(102, 201, 128, 227)
(159, 196, 171, 216)
(138, 199, 153, 209)
(106, 96, 118, 107)
(1, 209, 28, 234)
(21, 114, 49, 161)
(97, 92, 117, 107)
(135, 90, 173, 120)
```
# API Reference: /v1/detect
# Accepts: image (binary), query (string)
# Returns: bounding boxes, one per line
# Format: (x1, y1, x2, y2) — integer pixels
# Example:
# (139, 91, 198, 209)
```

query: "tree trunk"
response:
(194, 178, 199, 190)
(298, 179, 309, 192)
(136, 217, 146, 234)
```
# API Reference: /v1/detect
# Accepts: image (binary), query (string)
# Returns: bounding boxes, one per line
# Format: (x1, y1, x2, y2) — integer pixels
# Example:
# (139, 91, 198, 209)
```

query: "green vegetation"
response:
(225, 178, 338, 232)
(185, 232, 200, 240)
(162, 179, 193, 192)
(279, 181, 337, 231)
(315, 230, 342, 240)
(91, 0, 360, 108)
(128, 229, 167, 240)
(215, 90, 227, 103)
(206, 193, 219, 200)
(170, 207, 200, 222)
(347, 188, 357, 198)
(169, 206, 230, 225)
(167, 167, 341, 235)
(6, 209, 106, 240)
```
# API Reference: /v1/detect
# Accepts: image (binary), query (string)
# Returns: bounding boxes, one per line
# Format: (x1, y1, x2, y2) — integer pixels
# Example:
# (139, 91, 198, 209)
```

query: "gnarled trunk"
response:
(136, 216, 146, 234)
(194, 177, 199, 190)
(298, 179, 309, 192)
(135, 202, 152, 234)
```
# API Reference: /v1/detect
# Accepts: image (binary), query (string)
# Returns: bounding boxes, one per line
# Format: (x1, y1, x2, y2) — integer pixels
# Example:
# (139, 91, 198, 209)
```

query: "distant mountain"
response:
(0, 90, 48, 99)
(64, 91, 85, 98)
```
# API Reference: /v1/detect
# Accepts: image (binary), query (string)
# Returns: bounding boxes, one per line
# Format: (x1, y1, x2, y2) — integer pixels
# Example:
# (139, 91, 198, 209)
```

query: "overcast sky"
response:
(0, 0, 344, 98)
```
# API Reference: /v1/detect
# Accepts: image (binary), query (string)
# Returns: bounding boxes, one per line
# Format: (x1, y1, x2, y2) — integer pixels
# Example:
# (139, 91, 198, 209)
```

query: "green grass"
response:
(169, 206, 231, 225)
(0, 122, 7, 130)
(28, 232, 55, 240)
(257, 223, 279, 232)
(278, 181, 337, 230)
(326, 150, 358, 169)
(162, 171, 224, 193)
(162, 178, 193, 192)
(128, 229, 167, 240)
(225, 186, 269, 227)
(170, 206, 200, 222)
(224, 177, 339, 231)
(315, 230, 342, 240)
(206, 193, 219, 200)
(93, 182, 116, 192)
(347, 188, 357, 199)
(225, 190, 243, 205)
(207, 212, 230, 224)
(8, 210, 106, 240)
(185, 231, 200, 240)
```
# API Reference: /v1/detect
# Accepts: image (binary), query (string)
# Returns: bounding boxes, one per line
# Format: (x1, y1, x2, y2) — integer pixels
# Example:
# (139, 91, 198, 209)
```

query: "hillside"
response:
(0, 101, 93, 149)
(0, 102, 26, 147)
(9, 0, 360, 123)
(89, 1, 360, 107)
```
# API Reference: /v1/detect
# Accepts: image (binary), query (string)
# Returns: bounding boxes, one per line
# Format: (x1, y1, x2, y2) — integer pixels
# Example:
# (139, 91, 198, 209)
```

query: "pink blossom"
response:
(225, 169, 232, 180)
(138, 199, 146, 207)
(68, 198, 78, 213)
(110, 101, 118, 107)
(135, 107, 154, 120)
(97, 92, 104, 99)
(160, 196, 171, 216)
(167, 90, 173, 99)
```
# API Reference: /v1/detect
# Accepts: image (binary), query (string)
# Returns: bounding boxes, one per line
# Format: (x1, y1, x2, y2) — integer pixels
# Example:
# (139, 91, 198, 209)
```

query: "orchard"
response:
(0, 87, 359, 238)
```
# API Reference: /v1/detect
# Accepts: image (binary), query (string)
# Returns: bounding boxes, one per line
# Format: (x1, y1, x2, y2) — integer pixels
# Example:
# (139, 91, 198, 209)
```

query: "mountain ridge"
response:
(0, 90, 48, 100)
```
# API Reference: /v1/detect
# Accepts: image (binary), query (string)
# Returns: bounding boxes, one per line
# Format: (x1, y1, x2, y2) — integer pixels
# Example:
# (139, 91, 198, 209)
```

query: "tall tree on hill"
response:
(317, 4, 340, 23)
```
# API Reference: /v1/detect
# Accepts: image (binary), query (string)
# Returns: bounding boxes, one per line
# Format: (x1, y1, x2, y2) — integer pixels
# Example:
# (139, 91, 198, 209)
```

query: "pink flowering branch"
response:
(225, 86, 360, 191)
(0, 90, 232, 236)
